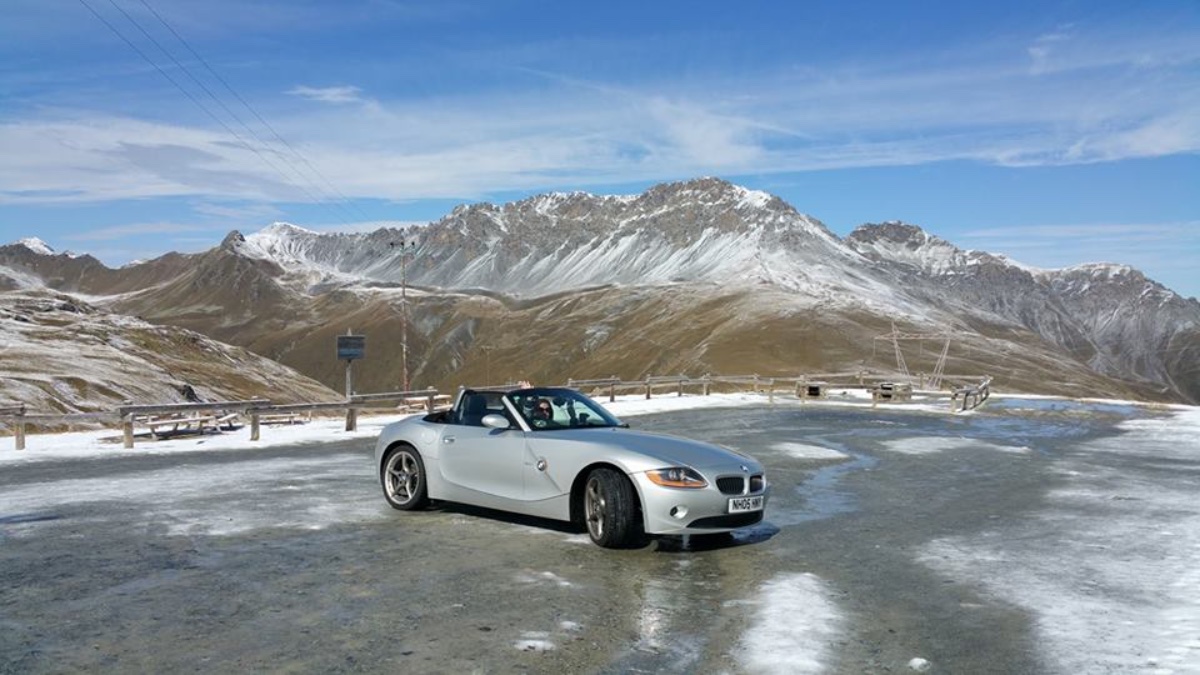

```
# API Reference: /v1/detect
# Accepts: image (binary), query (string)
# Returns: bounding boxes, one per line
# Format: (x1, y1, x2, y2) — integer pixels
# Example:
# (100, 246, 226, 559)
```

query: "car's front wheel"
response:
(381, 445, 429, 510)
(583, 468, 642, 548)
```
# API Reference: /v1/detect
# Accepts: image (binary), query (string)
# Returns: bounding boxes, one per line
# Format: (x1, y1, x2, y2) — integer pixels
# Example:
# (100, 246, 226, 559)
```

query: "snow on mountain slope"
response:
(16, 237, 55, 256)
(240, 178, 932, 319)
(847, 222, 1200, 402)
(0, 289, 340, 413)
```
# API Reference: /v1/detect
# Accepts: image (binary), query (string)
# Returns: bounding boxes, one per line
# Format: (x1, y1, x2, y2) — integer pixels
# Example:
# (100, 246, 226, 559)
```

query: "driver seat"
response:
(461, 394, 489, 427)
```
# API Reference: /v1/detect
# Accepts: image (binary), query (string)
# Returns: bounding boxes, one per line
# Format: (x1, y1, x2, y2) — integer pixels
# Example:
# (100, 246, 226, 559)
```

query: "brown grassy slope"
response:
(171, 282, 1168, 402)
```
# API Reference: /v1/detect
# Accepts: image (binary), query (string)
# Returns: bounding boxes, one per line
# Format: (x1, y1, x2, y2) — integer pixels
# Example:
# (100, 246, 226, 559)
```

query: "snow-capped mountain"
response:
(4, 178, 1198, 404)
(243, 179, 875, 292)
(846, 221, 1200, 402)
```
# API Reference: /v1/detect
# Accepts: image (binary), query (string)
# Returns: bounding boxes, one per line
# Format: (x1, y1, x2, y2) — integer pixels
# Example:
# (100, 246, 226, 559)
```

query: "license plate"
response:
(727, 495, 764, 513)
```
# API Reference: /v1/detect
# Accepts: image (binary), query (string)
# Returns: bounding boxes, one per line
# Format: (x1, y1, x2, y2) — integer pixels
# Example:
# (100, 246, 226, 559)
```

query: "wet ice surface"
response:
(2, 398, 1198, 673)
(919, 407, 1200, 674)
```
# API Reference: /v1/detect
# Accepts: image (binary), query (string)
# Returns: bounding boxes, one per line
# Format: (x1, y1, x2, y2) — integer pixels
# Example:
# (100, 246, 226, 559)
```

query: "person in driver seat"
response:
(531, 398, 553, 422)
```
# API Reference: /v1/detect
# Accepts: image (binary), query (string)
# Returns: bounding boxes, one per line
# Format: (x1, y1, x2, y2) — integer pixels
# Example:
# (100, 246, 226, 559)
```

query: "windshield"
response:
(508, 387, 623, 430)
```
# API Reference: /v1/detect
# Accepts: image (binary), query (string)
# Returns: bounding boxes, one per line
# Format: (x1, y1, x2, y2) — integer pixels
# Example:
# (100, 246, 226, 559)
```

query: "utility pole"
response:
(393, 239, 418, 391)
(480, 345, 495, 384)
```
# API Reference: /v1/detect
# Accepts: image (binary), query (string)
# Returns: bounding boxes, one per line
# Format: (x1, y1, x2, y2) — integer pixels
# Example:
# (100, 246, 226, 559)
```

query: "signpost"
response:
(337, 332, 366, 397)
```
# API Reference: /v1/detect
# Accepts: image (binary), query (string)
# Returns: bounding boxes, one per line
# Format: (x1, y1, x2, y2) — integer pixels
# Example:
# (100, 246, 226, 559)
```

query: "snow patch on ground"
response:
(514, 570, 573, 587)
(736, 572, 843, 674)
(918, 406, 1200, 673)
(882, 436, 1031, 455)
(772, 442, 849, 460)
(513, 631, 556, 652)
(0, 413, 412, 464)
(0, 454, 379, 537)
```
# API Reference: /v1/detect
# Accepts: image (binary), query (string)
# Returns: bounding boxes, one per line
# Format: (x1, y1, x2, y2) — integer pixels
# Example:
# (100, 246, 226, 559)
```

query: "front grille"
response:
(688, 512, 764, 529)
(716, 476, 744, 495)
(717, 474, 766, 495)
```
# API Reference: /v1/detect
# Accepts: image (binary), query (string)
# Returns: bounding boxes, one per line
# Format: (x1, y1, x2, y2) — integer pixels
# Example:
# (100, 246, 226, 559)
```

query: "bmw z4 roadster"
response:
(373, 386, 769, 548)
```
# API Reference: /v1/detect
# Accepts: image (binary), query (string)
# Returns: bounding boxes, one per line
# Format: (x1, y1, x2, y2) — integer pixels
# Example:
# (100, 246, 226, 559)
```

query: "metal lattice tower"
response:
(874, 325, 956, 388)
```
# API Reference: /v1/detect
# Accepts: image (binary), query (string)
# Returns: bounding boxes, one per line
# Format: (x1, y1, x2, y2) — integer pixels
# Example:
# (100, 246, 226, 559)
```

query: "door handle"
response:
(443, 436, 456, 444)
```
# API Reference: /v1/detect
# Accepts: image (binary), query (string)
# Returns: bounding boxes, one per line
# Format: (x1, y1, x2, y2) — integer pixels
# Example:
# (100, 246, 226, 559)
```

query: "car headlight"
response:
(645, 467, 708, 489)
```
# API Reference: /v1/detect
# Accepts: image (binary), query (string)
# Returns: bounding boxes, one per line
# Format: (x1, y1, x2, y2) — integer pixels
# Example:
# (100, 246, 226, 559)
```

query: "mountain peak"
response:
(647, 176, 779, 210)
(260, 222, 317, 236)
(15, 237, 55, 255)
(220, 230, 247, 249)
(847, 221, 935, 245)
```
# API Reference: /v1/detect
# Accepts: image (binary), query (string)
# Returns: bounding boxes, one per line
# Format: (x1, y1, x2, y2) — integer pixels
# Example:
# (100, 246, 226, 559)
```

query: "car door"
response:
(437, 393, 526, 501)
(522, 434, 574, 503)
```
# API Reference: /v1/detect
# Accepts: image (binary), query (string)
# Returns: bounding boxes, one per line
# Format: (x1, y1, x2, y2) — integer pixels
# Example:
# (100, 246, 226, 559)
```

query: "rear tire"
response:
(381, 445, 429, 511)
(583, 468, 642, 548)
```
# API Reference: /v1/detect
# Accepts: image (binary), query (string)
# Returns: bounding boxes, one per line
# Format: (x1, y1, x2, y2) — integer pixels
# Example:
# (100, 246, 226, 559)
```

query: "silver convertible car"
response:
(373, 387, 769, 548)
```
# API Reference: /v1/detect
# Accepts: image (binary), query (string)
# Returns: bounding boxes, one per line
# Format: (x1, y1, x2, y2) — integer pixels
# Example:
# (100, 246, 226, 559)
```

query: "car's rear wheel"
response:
(381, 445, 429, 510)
(583, 468, 641, 548)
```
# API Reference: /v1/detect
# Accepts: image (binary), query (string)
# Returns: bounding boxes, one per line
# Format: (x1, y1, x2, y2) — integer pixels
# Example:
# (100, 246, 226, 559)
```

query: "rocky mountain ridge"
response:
(3, 178, 1197, 404)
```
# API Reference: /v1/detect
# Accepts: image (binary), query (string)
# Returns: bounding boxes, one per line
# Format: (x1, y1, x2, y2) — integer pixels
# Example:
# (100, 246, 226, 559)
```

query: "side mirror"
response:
(482, 414, 511, 430)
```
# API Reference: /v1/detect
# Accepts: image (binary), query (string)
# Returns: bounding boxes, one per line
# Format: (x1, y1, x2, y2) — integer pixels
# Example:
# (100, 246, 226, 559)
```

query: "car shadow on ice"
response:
(653, 521, 781, 553)
(430, 501, 582, 535)
(428, 502, 779, 552)
(0, 512, 63, 525)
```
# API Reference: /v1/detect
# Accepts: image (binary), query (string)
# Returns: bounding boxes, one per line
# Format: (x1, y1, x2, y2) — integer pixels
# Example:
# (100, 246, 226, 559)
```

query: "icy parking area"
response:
(919, 407, 1200, 673)
(3, 393, 1199, 673)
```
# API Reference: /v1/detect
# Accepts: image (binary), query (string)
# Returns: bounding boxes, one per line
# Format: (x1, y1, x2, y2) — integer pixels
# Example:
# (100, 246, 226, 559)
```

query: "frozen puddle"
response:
(918, 408, 1200, 673)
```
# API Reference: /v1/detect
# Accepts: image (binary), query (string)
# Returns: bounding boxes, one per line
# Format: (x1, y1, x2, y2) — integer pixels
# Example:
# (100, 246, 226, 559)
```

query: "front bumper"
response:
(632, 472, 770, 535)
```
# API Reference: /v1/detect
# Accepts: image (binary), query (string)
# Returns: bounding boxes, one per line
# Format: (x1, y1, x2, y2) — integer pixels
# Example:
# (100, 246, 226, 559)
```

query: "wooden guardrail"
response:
(1, 388, 462, 451)
(0, 403, 27, 450)
(117, 399, 270, 449)
(951, 377, 992, 413)
(3, 369, 994, 451)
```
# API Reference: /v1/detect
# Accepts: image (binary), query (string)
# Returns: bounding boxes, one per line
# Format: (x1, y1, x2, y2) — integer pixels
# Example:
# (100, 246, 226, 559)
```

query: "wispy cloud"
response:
(64, 221, 210, 242)
(287, 85, 364, 104)
(192, 201, 283, 222)
(1, 22, 1198, 205)
(956, 221, 1200, 294)
(1027, 26, 1074, 75)
(961, 222, 1198, 241)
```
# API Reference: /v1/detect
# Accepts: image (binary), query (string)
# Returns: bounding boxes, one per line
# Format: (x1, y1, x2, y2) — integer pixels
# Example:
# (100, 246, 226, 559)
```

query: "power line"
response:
(97, 0, 357, 226)
(135, 0, 376, 224)
(76, 0, 362, 227)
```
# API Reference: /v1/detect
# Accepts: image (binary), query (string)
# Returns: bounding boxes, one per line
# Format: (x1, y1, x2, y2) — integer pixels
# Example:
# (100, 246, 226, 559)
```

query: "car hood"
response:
(536, 427, 761, 474)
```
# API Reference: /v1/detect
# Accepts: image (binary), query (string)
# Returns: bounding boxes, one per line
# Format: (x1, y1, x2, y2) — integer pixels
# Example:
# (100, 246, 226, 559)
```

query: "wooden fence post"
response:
(644, 378, 652, 400)
(609, 379, 616, 403)
(677, 377, 684, 397)
(123, 416, 134, 449)
(702, 375, 711, 396)
(345, 407, 358, 432)
(426, 388, 437, 413)
(15, 419, 26, 451)
(250, 412, 261, 441)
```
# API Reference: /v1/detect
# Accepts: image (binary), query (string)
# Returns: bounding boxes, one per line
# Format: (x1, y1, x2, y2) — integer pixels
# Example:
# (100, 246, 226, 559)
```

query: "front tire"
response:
(381, 445, 429, 510)
(583, 468, 641, 548)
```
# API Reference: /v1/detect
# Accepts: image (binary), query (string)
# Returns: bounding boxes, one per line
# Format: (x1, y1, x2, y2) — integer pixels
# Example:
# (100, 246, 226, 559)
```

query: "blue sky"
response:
(1, 0, 1197, 297)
